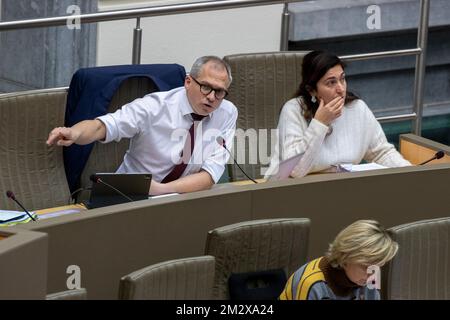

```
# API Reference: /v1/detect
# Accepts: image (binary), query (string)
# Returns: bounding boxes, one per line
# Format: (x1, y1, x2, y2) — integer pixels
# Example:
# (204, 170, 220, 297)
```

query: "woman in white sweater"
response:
(265, 51, 410, 178)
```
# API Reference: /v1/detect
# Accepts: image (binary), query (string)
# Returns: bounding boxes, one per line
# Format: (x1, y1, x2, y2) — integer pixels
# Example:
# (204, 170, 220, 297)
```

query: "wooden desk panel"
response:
(18, 163, 450, 299)
(0, 229, 48, 299)
(25, 189, 252, 299)
(401, 139, 450, 165)
(400, 134, 450, 165)
(251, 164, 450, 260)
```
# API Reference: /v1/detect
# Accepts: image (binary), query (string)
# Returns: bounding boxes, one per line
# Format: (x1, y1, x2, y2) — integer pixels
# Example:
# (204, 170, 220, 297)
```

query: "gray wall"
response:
(288, 0, 450, 118)
(289, 0, 450, 41)
(0, 0, 97, 93)
(0, 228, 48, 299)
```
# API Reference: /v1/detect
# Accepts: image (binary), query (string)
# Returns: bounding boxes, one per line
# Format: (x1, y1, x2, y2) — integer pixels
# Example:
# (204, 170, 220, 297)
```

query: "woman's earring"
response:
(311, 96, 317, 103)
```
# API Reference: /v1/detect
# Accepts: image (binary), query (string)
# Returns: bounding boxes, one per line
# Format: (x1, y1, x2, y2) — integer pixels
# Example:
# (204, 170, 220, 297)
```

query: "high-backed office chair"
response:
(46, 288, 87, 300)
(64, 64, 186, 194)
(77, 77, 158, 202)
(223, 51, 309, 181)
(205, 218, 310, 300)
(118, 256, 215, 300)
(0, 88, 70, 210)
(383, 217, 450, 299)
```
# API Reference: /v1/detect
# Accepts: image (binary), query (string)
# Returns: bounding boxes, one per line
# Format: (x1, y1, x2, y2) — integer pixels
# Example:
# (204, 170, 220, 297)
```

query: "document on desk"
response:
(37, 209, 82, 220)
(339, 163, 388, 172)
(0, 210, 37, 226)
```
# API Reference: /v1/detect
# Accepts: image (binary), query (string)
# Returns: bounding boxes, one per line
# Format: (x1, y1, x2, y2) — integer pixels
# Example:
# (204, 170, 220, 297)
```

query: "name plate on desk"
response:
(0, 210, 37, 226)
(35, 204, 86, 219)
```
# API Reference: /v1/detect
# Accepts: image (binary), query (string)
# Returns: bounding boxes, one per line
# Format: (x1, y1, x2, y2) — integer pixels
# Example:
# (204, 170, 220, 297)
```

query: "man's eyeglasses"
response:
(190, 76, 228, 100)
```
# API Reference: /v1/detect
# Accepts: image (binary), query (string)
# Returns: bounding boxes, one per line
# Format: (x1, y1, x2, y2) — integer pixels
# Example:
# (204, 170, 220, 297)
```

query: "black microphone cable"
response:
(68, 187, 92, 205)
(216, 137, 258, 184)
(90, 175, 134, 202)
(5, 190, 36, 221)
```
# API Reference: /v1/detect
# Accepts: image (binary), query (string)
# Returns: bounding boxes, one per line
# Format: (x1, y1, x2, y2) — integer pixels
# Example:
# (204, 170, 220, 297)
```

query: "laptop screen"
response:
(87, 173, 152, 209)
(267, 152, 304, 181)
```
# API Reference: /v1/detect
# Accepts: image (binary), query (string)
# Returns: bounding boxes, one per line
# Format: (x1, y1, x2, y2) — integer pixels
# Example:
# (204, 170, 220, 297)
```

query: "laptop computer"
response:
(86, 173, 152, 209)
(266, 152, 304, 182)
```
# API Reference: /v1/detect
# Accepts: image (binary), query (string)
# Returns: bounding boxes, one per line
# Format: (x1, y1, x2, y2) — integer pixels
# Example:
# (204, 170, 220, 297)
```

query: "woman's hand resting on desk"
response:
(314, 96, 344, 126)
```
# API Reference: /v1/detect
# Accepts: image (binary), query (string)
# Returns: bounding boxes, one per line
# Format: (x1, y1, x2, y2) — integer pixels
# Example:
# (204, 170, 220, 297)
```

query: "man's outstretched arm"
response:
(46, 119, 106, 147)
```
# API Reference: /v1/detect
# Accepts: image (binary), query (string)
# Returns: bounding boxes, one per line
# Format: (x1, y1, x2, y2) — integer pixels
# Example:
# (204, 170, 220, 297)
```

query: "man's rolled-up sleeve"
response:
(96, 98, 148, 143)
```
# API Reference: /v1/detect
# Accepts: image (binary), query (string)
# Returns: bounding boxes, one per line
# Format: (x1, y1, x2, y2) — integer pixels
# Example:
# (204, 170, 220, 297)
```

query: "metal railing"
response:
(0, 0, 431, 134)
(339, 47, 424, 126)
(337, 0, 430, 133)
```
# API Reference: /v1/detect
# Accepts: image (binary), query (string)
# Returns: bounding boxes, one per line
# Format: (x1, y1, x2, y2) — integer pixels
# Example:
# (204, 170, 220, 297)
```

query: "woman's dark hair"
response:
(293, 51, 359, 122)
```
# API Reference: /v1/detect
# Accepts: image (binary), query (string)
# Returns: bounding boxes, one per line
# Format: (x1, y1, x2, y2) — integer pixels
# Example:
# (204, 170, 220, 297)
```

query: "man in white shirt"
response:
(47, 56, 238, 195)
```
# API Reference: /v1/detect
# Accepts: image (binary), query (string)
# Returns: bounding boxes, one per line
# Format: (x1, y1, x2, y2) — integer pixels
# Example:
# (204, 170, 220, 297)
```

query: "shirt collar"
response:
(180, 88, 213, 119)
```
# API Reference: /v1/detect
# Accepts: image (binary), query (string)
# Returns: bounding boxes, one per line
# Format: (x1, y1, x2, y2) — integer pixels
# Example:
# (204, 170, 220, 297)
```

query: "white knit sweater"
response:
(265, 98, 411, 178)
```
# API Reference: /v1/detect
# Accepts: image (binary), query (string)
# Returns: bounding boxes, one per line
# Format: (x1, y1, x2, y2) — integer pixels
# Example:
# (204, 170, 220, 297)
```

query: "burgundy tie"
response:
(161, 113, 206, 183)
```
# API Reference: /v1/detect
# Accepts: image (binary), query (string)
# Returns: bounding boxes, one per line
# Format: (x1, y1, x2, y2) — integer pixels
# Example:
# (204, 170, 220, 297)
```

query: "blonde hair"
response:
(326, 220, 398, 268)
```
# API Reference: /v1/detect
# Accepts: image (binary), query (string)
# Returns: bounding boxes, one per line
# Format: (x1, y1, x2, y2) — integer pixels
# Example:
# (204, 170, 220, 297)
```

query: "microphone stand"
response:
(5, 191, 36, 221)
(218, 138, 258, 184)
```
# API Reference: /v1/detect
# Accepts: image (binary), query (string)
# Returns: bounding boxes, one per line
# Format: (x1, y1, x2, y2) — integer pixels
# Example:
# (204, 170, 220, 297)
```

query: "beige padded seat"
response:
(205, 218, 310, 299)
(384, 217, 450, 299)
(0, 88, 70, 210)
(223, 51, 309, 181)
(46, 288, 87, 300)
(118, 256, 215, 300)
(78, 77, 158, 201)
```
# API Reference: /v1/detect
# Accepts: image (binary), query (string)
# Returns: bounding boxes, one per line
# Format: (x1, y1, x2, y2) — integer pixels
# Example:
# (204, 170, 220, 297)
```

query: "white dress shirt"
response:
(265, 98, 411, 178)
(97, 87, 238, 183)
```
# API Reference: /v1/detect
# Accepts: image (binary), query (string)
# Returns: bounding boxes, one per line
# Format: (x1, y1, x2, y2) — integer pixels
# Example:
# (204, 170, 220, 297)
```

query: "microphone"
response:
(89, 174, 134, 202)
(68, 187, 92, 205)
(419, 150, 445, 165)
(216, 137, 258, 184)
(5, 190, 36, 221)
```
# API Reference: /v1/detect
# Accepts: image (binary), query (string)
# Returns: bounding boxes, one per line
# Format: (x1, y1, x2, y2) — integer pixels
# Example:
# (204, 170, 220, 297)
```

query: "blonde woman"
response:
(279, 220, 398, 300)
